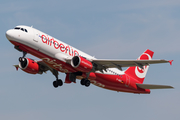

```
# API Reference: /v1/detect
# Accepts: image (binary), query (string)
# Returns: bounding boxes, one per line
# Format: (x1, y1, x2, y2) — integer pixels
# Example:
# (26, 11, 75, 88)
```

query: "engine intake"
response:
(19, 58, 40, 74)
(71, 56, 93, 72)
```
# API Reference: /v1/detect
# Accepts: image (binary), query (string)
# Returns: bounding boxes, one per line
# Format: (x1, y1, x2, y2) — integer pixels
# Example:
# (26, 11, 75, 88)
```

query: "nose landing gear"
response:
(19, 51, 27, 61)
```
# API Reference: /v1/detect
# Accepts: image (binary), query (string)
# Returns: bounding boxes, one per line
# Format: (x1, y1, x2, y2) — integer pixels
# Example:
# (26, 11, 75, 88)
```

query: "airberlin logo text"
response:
(40, 34, 79, 56)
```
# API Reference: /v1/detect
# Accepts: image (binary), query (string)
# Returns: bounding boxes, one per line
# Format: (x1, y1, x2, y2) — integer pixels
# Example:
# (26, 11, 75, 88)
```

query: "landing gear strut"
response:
(80, 72, 91, 87)
(19, 51, 27, 62)
(18, 51, 28, 68)
(52, 69, 63, 88)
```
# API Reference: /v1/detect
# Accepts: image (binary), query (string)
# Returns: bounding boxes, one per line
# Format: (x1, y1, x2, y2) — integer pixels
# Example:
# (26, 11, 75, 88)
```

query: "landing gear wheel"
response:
(57, 79, 63, 86)
(19, 57, 26, 62)
(81, 79, 91, 87)
(19, 51, 27, 62)
(80, 79, 86, 85)
(19, 57, 22, 62)
(53, 79, 63, 88)
(53, 81, 58, 88)
(84, 80, 91, 87)
(52, 69, 64, 88)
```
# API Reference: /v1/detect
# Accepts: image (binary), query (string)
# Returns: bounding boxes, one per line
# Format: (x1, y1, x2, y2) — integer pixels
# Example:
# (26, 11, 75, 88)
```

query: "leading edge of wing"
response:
(136, 83, 174, 89)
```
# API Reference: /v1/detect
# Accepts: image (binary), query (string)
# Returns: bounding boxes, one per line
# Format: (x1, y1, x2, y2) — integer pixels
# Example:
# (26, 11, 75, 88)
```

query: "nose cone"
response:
(6, 29, 14, 40)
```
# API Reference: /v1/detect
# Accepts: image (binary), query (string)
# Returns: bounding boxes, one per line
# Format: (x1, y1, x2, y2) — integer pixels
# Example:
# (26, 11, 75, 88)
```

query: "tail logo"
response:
(137, 66, 147, 73)
(135, 53, 152, 78)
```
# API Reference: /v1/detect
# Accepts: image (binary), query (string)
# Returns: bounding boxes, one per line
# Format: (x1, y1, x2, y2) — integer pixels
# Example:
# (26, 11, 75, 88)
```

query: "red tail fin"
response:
(125, 49, 154, 83)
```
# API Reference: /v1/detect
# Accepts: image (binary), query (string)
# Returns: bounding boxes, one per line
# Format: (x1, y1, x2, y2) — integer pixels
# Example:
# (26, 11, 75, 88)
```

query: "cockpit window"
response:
(25, 29, 28, 32)
(14, 27, 28, 33)
(21, 28, 24, 31)
(14, 27, 20, 30)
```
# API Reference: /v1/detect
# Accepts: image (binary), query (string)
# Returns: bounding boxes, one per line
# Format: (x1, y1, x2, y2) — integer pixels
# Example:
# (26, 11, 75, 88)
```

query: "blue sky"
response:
(1, 0, 180, 120)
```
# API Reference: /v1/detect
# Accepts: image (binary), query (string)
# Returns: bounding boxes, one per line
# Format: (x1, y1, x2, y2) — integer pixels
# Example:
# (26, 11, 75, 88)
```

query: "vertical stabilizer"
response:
(125, 49, 154, 83)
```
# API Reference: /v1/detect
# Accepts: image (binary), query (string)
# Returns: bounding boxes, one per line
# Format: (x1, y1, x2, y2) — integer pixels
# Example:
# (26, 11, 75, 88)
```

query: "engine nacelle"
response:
(71, 56, 93, 72)
(19, 58, 39, 74)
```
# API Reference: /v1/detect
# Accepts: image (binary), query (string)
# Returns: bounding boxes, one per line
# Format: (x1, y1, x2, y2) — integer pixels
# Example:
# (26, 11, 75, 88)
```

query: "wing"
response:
(92, 59, 172, 71)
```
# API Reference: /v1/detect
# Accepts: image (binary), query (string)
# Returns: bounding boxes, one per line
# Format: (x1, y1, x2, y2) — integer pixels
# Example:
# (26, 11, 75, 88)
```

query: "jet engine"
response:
(71, 56, 93, 72)
(19, 57, 40, 74)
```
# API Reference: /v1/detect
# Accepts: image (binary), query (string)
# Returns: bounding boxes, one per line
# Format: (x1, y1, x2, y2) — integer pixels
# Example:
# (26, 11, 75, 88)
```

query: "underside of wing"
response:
(37, 61, 54, 73)
(136, 83, 174, 89)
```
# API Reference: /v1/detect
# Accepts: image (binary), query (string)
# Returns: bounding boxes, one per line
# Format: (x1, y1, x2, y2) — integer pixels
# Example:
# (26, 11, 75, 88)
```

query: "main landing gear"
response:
(53, 72, 91, 88)
(69, 73, 91, 87)
(52, 69, 63, 88)
(53, 80, 63, 88)
(80, 79, 91, 87)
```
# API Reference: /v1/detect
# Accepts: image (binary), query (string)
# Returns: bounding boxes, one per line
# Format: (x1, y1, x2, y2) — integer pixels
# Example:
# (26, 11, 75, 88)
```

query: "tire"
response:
(53, 81, 58, 88)
(84, 80, 91, 87)
(80, 79, 86, 85)
(57, 79, 63, 86)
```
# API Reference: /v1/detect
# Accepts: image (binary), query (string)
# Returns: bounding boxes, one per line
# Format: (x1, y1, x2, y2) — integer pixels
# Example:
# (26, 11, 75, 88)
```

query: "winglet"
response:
(169, 60, 173, 65)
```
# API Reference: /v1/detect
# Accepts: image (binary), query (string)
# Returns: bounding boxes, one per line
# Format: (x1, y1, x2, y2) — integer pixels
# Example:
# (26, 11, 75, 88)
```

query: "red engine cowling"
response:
(71, 56, 93, 72)
(19, 58, 39, 74)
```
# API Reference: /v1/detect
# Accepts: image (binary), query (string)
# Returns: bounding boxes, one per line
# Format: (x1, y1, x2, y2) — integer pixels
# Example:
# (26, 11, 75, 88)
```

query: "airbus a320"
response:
(5, 25, 173, 94)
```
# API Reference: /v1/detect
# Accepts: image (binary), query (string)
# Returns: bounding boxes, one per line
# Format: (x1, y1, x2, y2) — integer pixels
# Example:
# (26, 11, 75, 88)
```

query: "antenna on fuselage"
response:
(31, 25, 33, 28)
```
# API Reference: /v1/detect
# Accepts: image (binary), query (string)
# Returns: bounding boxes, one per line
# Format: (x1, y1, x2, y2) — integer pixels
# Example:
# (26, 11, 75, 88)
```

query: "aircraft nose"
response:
(6, 29, 14, 40)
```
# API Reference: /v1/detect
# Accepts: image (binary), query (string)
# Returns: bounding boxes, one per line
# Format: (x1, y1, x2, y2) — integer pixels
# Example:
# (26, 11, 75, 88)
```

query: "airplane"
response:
(5, 25, 174, 94)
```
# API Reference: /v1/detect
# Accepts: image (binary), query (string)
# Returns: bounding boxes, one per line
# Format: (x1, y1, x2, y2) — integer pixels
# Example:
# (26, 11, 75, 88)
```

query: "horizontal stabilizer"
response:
(136, 83, 174, 89)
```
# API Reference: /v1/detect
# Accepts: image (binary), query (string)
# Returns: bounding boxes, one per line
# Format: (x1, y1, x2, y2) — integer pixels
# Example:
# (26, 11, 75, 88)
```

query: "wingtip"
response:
(169, 60, 173, 65)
